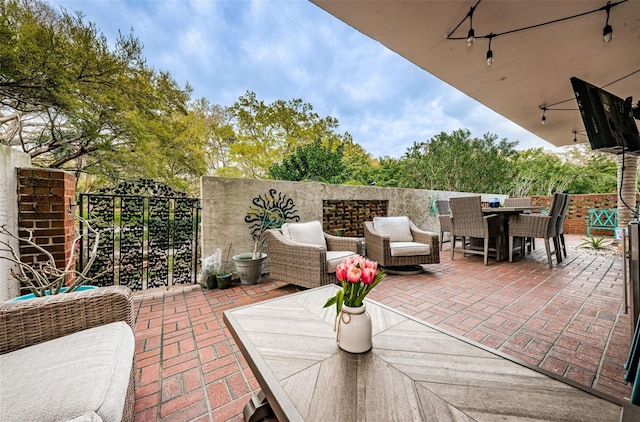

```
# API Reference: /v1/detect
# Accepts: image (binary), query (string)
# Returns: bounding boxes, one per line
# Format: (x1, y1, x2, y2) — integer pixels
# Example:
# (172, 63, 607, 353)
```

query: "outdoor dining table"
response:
(481, 206, 544, 259)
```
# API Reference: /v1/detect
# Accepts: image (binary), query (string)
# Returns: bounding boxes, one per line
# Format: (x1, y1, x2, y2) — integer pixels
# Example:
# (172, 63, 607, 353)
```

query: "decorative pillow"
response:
(373, 216, 413, 242)
(280, 221, 327, 248)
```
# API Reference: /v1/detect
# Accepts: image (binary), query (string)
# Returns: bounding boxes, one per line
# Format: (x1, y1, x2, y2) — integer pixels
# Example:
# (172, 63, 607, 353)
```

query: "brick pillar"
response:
(17, 169, 76, 289)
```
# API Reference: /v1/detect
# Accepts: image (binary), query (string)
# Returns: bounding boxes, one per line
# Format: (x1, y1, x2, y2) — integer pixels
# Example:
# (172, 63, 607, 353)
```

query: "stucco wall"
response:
(200, 176, 506, 268)
(0, 145, 32, 300)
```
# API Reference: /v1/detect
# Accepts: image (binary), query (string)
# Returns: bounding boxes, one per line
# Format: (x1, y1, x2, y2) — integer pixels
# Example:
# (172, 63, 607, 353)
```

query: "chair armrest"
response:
(363, 221, 390, 263)
(0, 285, 133, 355)
(483, 213, 501, 233)
(265, 229, 328, 278)
(409, 221, 440, 261)
(325, 233, 363, 254)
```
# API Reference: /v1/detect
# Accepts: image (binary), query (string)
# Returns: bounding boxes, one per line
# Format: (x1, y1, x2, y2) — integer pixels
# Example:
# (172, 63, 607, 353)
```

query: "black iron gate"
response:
(78, 179, 200, 291)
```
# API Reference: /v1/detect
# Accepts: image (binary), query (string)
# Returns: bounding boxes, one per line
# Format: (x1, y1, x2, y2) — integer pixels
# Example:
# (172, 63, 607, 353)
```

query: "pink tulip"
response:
(361, 267, 376, 284)
(346, 265, 361, 284)
(336, 262, 348, 282)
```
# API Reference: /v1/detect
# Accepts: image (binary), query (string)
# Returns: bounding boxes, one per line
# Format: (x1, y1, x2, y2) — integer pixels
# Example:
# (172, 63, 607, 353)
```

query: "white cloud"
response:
(47, 0, 559, 158)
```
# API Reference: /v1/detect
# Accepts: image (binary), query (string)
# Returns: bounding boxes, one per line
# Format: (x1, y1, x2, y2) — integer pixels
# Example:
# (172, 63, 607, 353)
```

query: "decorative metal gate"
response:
(78, 179, 200, 290)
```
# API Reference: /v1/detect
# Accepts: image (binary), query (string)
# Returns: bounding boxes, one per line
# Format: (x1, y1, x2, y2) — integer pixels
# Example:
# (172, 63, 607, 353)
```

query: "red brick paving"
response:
(132, 235, 634, 421)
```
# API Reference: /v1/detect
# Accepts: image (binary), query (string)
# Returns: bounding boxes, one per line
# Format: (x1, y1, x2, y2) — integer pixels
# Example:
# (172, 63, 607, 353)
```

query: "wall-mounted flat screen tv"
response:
(570, 76, 640, 155)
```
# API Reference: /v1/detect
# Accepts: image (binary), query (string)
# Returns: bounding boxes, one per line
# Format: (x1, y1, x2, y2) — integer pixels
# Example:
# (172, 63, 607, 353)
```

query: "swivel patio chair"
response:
(449, 196, 501, 265)
(508, 192, 565, 268)
(436, 200, 452, 251)
(363, 216, 439, 269)
(265, 220, 363, 289)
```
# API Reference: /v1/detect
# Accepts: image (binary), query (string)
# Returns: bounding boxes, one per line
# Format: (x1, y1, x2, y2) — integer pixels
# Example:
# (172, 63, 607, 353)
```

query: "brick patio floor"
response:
(131, 234, 635, 421)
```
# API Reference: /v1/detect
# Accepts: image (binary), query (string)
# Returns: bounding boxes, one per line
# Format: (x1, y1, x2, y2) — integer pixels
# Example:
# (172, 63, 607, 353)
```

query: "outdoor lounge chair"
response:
(363, 216, 440, 269)
(265, 220, 363, 289)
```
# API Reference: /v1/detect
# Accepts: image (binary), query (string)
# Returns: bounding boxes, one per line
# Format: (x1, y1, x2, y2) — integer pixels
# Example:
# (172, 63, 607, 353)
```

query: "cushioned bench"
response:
(586, 208, 617, 236)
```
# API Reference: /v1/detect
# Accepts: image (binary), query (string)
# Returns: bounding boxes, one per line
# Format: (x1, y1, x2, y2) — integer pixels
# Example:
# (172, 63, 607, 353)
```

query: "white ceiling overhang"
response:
(310, 0, 640, 148)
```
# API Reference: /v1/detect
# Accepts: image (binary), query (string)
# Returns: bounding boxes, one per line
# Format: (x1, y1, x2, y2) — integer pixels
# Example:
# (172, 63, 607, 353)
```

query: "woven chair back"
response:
(449, 196, 486, 238)
(504, 197, 532, 207)
(436, 200, 451, 215)
(547, 192, 565, 237)
(556, 193, 572, 234)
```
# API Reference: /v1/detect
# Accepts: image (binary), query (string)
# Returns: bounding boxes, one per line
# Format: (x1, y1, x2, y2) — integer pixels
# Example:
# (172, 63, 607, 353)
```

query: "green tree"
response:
(269, 138, 347, 183)
(223, 91, 349, 178)
(1, 0, 197, 190)
(397, 129, 518, 192)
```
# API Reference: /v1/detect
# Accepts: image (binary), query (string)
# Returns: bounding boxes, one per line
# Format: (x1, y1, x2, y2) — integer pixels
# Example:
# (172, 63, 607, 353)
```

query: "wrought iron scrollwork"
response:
(78, 179, 200, 291)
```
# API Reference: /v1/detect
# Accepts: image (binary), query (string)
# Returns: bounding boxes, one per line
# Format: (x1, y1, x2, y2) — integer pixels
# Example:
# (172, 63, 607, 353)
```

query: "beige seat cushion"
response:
(390, 241, 431, 257)
(281, 221, 327, 249)
(0, 321, 134, 422)
(373, 216, 413, 242)
(326, 250, 358, 273)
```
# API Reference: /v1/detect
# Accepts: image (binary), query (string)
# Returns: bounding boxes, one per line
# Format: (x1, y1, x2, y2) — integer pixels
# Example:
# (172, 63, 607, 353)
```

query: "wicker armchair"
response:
(0, 286, 135, 421)
(363, 217, 439, 268)
(436, 200, 452, 251)
(449, 196, 501, 265)
(508, 192, 565, 268)
(265, 221, 363, 289)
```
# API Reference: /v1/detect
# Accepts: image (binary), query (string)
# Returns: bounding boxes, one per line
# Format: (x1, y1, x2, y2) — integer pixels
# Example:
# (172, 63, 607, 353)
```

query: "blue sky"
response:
(47, 0, 558, 158)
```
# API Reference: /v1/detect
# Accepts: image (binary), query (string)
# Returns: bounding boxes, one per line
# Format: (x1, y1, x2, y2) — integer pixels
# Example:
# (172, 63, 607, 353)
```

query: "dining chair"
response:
(508, 192, 565, 268)
(504, 196, 535, 251)
(555, 193, 572, 259)
(449, 196, 501, 265)
(504, 197, 532, 207)
(436, 200, 452, 251)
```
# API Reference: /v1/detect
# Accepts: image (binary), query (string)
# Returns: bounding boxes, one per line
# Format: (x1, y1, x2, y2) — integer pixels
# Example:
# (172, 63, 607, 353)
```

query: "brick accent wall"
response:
(531, 193, 639, 236)
(17, 169, 76, 288)
(323, 200, 388, 237)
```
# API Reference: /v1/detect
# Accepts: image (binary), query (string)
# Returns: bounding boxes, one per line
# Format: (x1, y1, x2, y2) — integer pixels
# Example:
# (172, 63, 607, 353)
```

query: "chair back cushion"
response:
(281, 220, 327, 248)
(373, 216, 413, 242)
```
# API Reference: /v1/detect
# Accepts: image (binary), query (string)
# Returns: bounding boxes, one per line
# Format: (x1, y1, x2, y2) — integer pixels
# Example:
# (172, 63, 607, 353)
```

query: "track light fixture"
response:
(603, 1, 613, 43)
(486, 34, 494, 66)
(446, 0, 627, 64)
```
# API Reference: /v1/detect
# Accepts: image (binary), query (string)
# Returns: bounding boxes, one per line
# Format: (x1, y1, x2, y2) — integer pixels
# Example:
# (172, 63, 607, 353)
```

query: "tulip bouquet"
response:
(323, 255, 386, 315)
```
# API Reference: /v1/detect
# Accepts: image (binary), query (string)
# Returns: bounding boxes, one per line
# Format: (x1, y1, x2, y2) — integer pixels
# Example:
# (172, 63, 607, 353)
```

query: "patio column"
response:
(617, 154, 638, 228)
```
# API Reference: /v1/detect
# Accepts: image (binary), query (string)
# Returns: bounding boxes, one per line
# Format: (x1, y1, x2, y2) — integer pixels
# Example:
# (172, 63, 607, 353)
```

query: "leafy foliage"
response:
(269, 137, 347, 183)
(579, 236, 613, 250)
(1, 0, 197, 191)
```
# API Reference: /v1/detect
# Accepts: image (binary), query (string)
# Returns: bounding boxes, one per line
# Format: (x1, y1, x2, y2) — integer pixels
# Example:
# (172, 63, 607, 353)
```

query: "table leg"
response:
(243, 390, 273, 422)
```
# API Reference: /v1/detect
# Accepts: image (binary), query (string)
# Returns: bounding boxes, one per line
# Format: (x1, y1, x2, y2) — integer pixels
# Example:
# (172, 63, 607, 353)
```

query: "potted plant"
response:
(216, 245, 233, 289)
(0, 215, 104, 300)
(232, 209, 275, 285)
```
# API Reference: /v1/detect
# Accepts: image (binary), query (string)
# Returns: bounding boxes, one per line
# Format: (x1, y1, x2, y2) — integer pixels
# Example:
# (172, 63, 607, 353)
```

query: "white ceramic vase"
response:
(337, 304, 372, 353)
